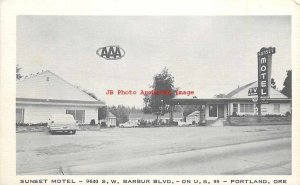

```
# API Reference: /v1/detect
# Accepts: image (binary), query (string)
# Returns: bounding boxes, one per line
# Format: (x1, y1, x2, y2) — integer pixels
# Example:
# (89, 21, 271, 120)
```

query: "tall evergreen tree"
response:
(281, 70, 292, 98)
(143, 67, 176, 115)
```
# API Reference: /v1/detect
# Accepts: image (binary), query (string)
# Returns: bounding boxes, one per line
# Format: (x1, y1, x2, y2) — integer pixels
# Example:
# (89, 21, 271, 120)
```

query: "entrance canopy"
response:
(169, 97, 290, 106)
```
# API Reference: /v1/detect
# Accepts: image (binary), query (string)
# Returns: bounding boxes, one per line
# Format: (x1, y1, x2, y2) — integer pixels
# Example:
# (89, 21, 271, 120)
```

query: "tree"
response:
(130, 106, 141, 113)
(98, 106, 108, 120)
(142, 94, 152, 113)
(143, 67, 176, 115)
(281, 70, 292, 98)
(16, 65, 23, 80)
(271, 78, 277, 89)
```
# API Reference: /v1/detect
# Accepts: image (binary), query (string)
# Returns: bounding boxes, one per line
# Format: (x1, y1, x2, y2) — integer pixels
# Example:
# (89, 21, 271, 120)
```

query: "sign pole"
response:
(257, 87, 262, 123)
(257, 50, 262, 123)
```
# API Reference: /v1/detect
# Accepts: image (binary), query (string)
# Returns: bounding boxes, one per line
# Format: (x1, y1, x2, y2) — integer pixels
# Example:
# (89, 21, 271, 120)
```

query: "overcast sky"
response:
(17, 16, 291, 107)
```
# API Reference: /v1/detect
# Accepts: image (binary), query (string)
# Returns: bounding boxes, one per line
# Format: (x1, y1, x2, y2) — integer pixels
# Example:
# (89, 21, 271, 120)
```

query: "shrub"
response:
(78, 123, 91, 126)
(139, 120, 147, 127)
(198, 120, 206, 126)
(264, 114, 285, 117)
(100, 122, 107, 128)
(90, 119, 96, 125)
(170, 121, 178, 126)
(16, 122, 48, 126)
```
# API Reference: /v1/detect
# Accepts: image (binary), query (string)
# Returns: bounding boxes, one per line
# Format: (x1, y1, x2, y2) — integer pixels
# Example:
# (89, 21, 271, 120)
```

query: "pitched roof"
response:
(225, 81, 256, 98)
(187, 111, 200, 117)
(17, 70, 102, 102)
(225, 81, 289, 99)
(165, 112, 184, 119)
(129, 113, 157, 120)
(107, 112, 116, 118)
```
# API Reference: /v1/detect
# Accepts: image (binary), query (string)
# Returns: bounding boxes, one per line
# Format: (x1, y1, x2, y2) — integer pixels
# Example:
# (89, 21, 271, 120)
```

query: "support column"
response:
(170, 105, 174, 123)
(200, 104, 206, 125)
(198, 105, 201, 126)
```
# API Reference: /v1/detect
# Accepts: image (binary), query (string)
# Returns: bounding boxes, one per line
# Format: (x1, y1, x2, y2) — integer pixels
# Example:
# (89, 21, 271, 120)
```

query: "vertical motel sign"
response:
(257, 47, 275, 97)
(257, 47, 275, 122)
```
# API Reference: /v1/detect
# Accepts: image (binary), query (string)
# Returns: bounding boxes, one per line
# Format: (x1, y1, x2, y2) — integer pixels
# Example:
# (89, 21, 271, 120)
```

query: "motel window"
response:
(274, 104, 280, 113)
(66, 110, 85, 123)
(209, 104, 218, 117)
(233, 104, 238, 113)
(240, 104, 254, 113)
(16, 108, 24, 123)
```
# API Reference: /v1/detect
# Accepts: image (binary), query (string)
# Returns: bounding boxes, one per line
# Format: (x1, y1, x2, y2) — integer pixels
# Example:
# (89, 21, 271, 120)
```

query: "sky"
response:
(17, 16, 291, 108)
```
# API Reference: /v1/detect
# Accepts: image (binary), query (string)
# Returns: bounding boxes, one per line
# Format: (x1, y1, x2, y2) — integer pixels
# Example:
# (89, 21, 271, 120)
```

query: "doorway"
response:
(218, 104, 224, 118)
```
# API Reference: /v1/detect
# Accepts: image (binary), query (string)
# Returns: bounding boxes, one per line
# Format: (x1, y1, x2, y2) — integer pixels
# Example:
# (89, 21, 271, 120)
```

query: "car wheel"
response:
(121, 125, 124, 128)
(49, 130, 55, 135)
(71, 130, 76, 134)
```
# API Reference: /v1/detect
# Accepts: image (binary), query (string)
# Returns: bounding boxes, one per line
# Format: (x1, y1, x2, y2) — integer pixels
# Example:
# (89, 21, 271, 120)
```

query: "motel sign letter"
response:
(257, 47, 275, 97)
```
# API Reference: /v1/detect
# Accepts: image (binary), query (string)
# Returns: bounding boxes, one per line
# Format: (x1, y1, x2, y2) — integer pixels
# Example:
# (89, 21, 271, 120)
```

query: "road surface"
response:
(17, 125, 291, 175)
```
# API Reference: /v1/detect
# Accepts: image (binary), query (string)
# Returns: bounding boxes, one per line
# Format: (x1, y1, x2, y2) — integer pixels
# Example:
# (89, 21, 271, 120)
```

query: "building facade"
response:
(226, 82, 291, 116)
(172, 81, 291, 123)
(16, 71, 104, 124)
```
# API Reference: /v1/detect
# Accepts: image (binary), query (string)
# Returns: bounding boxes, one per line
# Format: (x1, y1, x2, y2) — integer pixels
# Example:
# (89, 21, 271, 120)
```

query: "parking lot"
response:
(17, 125, 291, 175)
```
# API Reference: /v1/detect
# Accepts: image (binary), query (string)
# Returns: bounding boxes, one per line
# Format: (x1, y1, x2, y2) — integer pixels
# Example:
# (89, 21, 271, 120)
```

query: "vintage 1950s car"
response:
(48, 114, 78, 134)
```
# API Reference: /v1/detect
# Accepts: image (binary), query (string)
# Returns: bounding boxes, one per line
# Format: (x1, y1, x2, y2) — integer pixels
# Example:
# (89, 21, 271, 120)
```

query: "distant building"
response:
(129, 112, 156, 123)
(105, 112, 117, 127)
(16, 71, 104, 124)
(160, 112, 183, 123)
(129, 112, 183, 123)
(186, 111, 200, 123)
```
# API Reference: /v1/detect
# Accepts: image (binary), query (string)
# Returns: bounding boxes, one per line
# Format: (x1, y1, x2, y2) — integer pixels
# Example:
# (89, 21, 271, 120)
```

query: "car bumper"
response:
(49, 126, 77, 131)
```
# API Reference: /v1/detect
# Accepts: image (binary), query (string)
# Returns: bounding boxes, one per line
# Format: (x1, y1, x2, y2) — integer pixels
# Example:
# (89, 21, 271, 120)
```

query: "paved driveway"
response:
(17, 125, 291, 175)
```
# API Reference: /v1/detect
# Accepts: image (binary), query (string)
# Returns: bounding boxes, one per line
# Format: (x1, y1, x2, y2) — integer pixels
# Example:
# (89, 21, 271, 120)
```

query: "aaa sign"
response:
(97, 45, 125, 60)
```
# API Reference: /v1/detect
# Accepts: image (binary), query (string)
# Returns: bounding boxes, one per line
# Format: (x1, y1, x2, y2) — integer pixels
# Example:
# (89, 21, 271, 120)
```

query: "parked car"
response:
(119, 121, 139, 128)
(48, 114, 78, 134)
(178, 121, 193, 127)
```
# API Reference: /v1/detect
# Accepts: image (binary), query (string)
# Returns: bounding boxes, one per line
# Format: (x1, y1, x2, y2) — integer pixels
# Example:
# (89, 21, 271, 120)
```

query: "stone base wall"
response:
(226, 116, 291, 126)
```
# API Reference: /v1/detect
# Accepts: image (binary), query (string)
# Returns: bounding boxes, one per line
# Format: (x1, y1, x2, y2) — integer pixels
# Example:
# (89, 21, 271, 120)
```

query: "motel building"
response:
(16, 71, 104, 124)
(172, 81, 291, 124)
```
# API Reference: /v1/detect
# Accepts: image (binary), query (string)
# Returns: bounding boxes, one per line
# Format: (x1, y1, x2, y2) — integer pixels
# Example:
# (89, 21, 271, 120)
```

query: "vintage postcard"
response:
(1, 0, 300, 185)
